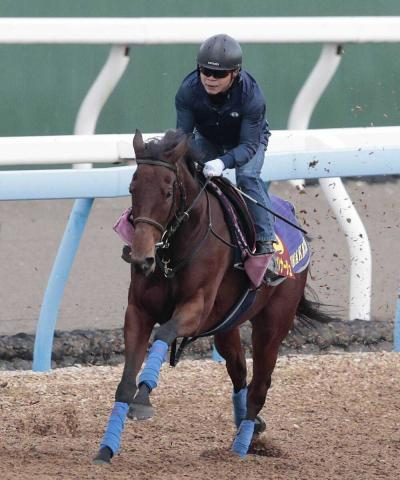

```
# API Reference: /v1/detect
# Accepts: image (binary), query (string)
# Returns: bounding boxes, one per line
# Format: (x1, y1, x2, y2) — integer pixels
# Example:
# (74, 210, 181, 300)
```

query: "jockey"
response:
(175, 33, 276, 256)
(120, 33, 276, 266)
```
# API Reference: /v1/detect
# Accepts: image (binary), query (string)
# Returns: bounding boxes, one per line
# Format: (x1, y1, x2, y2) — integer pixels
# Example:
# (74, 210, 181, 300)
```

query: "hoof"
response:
(128, 402, 154, 421)
(254, 415, 266, 436)
(93, 446, 112, 465)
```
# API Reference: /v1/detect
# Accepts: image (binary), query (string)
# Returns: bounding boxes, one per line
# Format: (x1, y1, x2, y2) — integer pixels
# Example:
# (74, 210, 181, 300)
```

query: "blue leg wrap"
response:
(100, 401, 129, 455)
(231, 419, 255, 457)
(232, 387, 247, 428)
(138, 340, 168, 390)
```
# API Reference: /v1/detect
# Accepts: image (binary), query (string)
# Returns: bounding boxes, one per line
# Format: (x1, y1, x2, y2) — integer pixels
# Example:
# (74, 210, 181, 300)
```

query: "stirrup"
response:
(255, 240, 276, 255)
(264, 268, 277, 280)
(263, 257, 282, 284)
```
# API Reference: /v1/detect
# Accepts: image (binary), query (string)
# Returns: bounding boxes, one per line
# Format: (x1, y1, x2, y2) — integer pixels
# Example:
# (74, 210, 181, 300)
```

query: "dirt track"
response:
(0, 353, 399, 480)
(0, 177, 399, 477)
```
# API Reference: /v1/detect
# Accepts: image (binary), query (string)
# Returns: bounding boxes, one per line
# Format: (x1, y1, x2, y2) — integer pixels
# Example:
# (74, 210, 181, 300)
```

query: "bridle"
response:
(132, 158, 186, 236)
(131, 157, 211, 277)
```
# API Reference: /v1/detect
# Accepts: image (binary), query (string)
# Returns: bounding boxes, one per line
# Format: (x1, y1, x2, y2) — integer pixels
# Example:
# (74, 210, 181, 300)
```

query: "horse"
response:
(94, 129, 331, 464)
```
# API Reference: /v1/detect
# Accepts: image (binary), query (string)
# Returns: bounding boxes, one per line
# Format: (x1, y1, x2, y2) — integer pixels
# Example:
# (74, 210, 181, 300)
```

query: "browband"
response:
(136, 158, 177, 173)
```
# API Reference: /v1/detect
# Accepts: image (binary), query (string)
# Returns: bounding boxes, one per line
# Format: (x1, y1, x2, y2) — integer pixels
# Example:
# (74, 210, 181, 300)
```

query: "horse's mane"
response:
(143, 129, 201, 176)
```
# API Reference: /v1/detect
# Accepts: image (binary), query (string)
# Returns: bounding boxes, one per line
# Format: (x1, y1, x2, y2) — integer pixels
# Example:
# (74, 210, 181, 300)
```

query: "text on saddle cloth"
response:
(270, 194, 311, 277)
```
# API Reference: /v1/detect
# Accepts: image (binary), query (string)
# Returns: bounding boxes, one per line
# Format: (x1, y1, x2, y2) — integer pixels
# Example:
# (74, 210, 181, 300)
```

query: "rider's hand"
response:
(203, 158, 225, 178)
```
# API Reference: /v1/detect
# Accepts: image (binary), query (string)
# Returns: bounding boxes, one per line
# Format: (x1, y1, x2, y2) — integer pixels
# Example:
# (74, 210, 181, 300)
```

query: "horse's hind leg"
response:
(232, 273, 307, 456)
(214, 327, 247, 391)
(248, 277, 306, 419)
(214, 328, 248, 429)
(214, 326, 265, 434)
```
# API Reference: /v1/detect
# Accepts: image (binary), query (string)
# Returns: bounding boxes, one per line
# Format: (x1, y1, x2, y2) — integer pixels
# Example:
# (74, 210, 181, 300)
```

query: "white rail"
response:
(0, 127, 399, 166)
(1, 17, 400, 43)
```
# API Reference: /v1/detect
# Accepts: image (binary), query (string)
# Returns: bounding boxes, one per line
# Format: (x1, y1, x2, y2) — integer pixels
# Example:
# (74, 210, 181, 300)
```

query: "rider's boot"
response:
(255, 240, 277, 280)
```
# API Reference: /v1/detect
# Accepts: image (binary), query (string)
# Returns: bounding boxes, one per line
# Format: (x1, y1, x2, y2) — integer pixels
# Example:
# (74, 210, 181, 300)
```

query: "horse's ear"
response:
(168, 136, 188, 164)
(133, 129, 145, 157)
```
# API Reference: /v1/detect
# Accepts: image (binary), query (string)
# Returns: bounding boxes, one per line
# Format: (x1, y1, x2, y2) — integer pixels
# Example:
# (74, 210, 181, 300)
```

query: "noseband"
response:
(132, 216, 165, 234)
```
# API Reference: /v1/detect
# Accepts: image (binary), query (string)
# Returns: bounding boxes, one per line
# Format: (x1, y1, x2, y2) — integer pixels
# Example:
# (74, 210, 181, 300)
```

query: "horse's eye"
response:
(166, 191, 173, 199)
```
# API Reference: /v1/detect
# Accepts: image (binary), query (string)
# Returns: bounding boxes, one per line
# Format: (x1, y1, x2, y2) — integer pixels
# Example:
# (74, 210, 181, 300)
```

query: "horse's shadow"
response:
(200, 435, 287, 459)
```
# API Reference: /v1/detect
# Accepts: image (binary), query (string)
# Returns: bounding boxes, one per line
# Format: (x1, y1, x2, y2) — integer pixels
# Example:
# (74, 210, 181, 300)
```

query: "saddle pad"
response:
(270, 195, 311, 277)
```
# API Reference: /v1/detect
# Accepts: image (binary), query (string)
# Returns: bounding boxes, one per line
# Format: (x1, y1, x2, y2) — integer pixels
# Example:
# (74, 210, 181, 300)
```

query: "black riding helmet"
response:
(197, 34, 242, 71)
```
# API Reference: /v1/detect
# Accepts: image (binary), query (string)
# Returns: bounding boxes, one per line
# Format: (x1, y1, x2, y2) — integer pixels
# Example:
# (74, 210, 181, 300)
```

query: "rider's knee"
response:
(236, 172, 259, 190)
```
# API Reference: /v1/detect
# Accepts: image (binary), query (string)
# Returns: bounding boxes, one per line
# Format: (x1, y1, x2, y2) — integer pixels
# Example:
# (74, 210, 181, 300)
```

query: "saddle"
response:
(207, 177, 256, 255)
(207, 177, 311, 287)
(208, 177, 278, 288)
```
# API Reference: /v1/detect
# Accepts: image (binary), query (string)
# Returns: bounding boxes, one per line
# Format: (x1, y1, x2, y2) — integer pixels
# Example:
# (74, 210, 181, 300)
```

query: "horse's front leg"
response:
(93, 303, 155, 464)
(129, 291, 205, 422)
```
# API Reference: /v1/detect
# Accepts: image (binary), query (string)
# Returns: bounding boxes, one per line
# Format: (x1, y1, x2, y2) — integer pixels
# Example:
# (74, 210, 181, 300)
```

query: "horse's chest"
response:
(132, 281, 174, 321)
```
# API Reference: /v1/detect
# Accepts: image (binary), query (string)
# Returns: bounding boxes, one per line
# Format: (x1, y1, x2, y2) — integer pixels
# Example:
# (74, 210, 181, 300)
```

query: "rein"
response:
(133, 157, 211, 278)
(156, 189, 212, 278)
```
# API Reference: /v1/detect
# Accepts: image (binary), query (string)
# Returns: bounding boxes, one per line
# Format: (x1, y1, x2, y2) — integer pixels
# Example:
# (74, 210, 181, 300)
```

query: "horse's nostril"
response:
(145, 257, 155, 267)
(131, 257, 155, 275)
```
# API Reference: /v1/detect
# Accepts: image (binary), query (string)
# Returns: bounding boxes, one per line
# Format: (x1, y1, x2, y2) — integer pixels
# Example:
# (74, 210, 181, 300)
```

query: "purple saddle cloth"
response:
(270, 194, 311, 276)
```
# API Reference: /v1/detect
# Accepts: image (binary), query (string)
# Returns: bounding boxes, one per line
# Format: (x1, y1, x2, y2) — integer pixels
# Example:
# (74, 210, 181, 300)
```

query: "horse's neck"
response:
(180, 163, 200, 206)
(174, 164, 208, 246)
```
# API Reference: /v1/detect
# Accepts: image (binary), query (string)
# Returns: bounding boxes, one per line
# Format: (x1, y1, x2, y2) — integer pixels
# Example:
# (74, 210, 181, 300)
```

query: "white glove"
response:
(203, 158, 225, 178)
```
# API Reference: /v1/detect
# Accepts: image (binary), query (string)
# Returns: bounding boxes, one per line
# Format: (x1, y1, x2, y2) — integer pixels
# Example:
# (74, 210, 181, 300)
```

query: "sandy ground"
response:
(0, 352, 398, 480)
(0, 180, 399, 337)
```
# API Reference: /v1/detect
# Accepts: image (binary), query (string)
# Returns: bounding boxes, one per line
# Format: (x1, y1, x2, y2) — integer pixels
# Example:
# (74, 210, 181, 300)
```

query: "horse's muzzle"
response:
(131, 256, 155, 276)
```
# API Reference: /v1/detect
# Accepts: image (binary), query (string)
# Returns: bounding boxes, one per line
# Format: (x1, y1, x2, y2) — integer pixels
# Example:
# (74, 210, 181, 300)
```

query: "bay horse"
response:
(94, 129, 330, 464)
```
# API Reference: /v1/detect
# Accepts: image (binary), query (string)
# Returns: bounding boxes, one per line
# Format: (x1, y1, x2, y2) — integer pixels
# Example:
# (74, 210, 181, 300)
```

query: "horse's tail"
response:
(295, 286, 340, 330)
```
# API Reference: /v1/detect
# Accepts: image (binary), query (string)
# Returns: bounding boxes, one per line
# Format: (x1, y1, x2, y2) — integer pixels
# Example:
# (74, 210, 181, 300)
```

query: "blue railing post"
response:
(32, 198, 94, 371)
(394, 289, 400, 352)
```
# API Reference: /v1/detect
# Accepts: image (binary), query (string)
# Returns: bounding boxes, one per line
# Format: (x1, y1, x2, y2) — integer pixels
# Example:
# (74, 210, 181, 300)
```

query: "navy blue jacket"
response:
(175, 70, 271, 169)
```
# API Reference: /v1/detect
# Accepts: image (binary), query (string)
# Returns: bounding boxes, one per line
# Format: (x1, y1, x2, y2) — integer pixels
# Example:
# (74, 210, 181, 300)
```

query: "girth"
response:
(169, 287, 257, 367)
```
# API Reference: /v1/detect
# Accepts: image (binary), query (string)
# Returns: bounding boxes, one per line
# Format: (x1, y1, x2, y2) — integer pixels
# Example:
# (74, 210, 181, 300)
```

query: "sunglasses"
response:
(199, 67, 232, 79)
